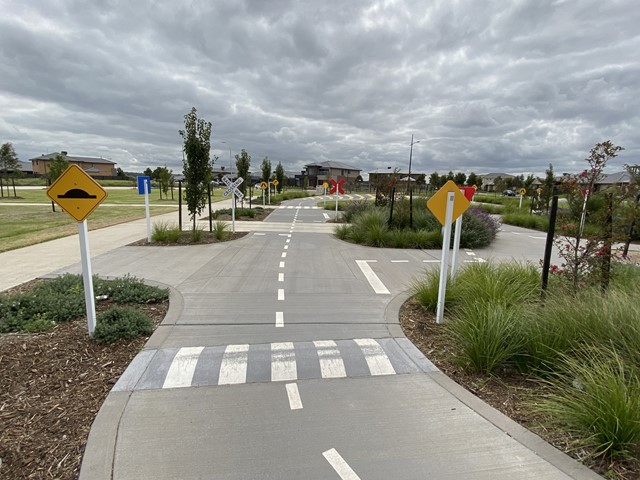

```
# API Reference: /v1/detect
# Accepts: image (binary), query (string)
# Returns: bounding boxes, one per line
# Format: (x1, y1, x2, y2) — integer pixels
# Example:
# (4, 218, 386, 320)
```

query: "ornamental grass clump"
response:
(213, 220, 230, 240)
(537, 347, 640, 460)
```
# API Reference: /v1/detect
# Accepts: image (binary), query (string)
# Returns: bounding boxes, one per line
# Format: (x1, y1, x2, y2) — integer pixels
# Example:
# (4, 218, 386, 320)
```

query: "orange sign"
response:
(427, 180, 470, 225)
(46, 165, 108, 222)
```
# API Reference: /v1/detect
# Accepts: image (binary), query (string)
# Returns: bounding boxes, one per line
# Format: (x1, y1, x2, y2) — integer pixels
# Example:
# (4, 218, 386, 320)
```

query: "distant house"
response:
(30, 151, 117, 178)
(594, 171, 633, 192)
(480, 172, 515, 192)
(303, 161, 361, 187)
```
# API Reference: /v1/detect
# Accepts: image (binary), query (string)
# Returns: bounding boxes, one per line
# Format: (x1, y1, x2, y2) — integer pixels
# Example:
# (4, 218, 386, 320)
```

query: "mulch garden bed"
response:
(0, 282, 168, 480)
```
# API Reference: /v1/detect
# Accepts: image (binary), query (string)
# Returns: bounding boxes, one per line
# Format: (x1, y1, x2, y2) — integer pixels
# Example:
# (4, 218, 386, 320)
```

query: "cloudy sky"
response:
(1, 0, 638, 178)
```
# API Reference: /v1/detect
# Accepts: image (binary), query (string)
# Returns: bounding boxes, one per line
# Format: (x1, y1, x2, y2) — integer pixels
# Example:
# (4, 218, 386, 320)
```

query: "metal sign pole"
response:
(145, 180, 151, 243)
(450, 215, 463, 278)
(436, 192, 455, 324)
(232, 194, 236, 233)
(519, 194, 523, 209)
(78, 220, 97, 335)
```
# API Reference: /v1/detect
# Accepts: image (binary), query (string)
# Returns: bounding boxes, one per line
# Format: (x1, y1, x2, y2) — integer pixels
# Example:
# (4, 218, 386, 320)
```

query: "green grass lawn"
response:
(0, 205, 177, 252)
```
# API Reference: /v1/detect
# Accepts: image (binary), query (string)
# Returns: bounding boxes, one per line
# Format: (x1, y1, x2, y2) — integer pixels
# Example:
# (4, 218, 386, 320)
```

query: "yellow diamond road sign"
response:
(427, 180, 470, 226)
(47, 165, 108, 222)
(260, 181, 268, 190)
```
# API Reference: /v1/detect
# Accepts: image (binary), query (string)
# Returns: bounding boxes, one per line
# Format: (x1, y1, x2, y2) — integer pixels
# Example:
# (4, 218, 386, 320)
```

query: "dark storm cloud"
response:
(1, 0, 638, 178)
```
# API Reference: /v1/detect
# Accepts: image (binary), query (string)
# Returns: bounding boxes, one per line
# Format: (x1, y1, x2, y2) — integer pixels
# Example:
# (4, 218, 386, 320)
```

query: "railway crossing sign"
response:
(329, 178, 345, 195)
(46, 165, 108, 222)
(222, 176, 244, 200)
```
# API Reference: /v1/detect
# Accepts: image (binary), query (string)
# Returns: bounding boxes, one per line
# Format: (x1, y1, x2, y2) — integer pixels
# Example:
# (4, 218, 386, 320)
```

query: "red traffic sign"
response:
(329, 178, 346, 195)
(459, 186, 476, 202)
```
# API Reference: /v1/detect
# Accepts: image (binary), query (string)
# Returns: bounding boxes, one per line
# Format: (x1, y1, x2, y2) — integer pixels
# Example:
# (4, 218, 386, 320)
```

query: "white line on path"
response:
(323, 213, 330, 219)
(323, 449, 361, 480)
(254, 233, 266, 236)
(275, 311, 284, 327)
(391, 260, 409, 263)
(529, 235, 546, 239)
(512, 232, 522, 235)
(271, 342, 297, 381)
(281, 252, 287, 258)
(354, 338, 396, 375)
(218, 344, 249, 385)
(286, 383, 303, 410)
(355, 260, 390, 294)
(162, 346, 205, 388)
(313, 340, 347, 378)
(423, 259, 439, 263)
(284, 245, 289, 250)
(279, 261, 285, 268)
(465, 250, 476, 256)
(278, 273, 284, 282)
(286, 239, 290, 243)
(278, 289, 285, 300)
(278, 234, 290, 237)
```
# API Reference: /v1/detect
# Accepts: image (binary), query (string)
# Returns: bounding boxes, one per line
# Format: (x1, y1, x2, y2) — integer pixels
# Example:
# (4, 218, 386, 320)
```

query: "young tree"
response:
(179, 107, 213, 231)
(275, 162, 285, 193)
(46, 154, 69, 183)
(260, 156, 271, 183)
(235, 149, 251, 198)
(453, 172, 467, 186)
(0, 142, 21, 197)
(143, 167, 153, 177)
(156, 166, 172, 199)
(466, 172, 479, 187)
(428, 172, 440, 191)
(116, 167, 128, 179)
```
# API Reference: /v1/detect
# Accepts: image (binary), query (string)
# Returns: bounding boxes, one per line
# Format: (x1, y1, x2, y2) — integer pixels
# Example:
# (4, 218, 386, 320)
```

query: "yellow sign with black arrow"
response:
(47, 165, 108, 222)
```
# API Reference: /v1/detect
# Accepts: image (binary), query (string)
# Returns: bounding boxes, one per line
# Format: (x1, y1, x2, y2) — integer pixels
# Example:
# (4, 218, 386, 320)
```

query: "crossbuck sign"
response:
(222, 176, 244, 201)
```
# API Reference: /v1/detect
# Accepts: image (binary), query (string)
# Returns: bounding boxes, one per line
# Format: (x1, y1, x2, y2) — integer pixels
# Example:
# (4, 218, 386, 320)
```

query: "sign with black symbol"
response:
(46, 165, 108, 222)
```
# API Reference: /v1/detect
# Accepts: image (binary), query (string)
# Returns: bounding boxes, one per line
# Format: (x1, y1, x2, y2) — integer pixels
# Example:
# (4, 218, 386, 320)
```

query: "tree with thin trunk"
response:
(275, 162, 285, 193)
(235, 149, 251, 198)
(179, 107, 213, 231)
(260, 157, 271, 183)
(47, 154, 69, 183)
(0, 142, 21, 198)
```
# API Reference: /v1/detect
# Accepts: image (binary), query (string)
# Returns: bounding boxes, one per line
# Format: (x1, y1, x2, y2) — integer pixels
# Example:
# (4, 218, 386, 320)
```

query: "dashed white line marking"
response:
(423, 260, 439, 263)
(275, 311, 284, 327)
(281, 252, 287, 258)
(529, 235, 546, 239)
(354, 339, 396, 375)
(512, 232, 522, 235)
(271, 342, 297, 381)
(278, 289, 285, 301)
(286, 383, 303, 410)
(162, 346, 205, 389)
(284, 245, 289, 250)
(218, 344, 249, 385)
(355, 260, 390, 294)
(278, 234, 290, 237)
(391, 260, 409, 263)
(323, 213, 330, 219)
(286, 239, 290, 243)
(323, 448, 361, 480)
(278, 273, 284, 282)
(279, 261, 285, 268)
(465, 251, 476, 256)
(313, 340, 347, 378)
(254, 233, 266, 236)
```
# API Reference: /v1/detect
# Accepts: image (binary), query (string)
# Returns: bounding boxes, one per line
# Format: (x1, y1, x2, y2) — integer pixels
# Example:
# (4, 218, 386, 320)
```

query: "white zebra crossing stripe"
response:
(218, 344, 249, 385)
(162, 346, 205, 389)
(271, 342, 297, 381)
(354, 339, 396, 376)
(286, 383, 303, 410)
(313, 340, 347, 378)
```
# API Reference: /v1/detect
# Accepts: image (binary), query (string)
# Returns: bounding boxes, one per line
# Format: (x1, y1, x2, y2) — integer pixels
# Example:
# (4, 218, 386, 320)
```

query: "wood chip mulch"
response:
(0, 293, 168, 480)
(399, 297, 640, 480)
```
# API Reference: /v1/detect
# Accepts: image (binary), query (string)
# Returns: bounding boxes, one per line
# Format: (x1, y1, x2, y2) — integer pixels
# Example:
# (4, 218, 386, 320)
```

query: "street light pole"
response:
(408, 135, 420, 229)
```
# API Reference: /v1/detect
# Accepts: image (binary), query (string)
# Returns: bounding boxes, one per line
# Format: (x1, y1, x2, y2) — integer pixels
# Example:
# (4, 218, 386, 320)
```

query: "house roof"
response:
(598, 171, 632, 184)
(305, 160, 361, 171)
(480, 172, 515, 180)
(29, 152, 116, 165)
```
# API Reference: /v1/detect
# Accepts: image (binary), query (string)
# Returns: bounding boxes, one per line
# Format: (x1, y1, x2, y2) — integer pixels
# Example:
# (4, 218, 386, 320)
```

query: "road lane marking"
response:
(323, 449, 361, 480)
(286, 383, 303, 410)
(354, 339, 395, 375)
(465, 250, 476, 256)
(512, 232, 522, 235)
(284, 245, 289, 250)
(218, 344, 249, 385)
(279, 261, 285, 268)
(254, 233, 265, 236)
(279, 273, 284, 282)
(162, 346, 205, 389)
(286, 239, 290, 243)
(275, 311, 284, 327)
(271, 342, 297, 381)
(391, 260, 409, 263)
(423, 260, 439, 263)
(313, 340, 347, 378)
(323, 213, 330, 219)
(278, 289, 285, 300)
(355, 260, 390, 294)
(281, 252, 287, 258)
(529, 235, 546, 239)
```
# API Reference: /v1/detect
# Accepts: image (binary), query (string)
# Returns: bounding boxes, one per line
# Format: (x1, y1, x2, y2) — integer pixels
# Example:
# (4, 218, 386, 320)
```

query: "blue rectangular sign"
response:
(137, 176, 151, 195)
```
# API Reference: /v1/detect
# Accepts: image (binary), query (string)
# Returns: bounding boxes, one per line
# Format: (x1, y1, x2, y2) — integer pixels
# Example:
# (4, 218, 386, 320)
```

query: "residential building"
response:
(480, 172, 515, 192)
(30, 151, 117, 178)
(303, 161, 362, 187)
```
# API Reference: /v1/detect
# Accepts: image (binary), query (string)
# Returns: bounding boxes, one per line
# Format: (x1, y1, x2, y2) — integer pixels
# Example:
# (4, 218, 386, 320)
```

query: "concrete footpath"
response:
(2, 199, 606, 479)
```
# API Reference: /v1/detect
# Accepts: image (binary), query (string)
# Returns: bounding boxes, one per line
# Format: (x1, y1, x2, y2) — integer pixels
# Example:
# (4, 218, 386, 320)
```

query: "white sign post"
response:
(436, 192, 455, 324)
(222, 176, 244, 233)
(450, 215, 463, 278)
(78, 220, 97, 335)
(144, 181, 151, 242)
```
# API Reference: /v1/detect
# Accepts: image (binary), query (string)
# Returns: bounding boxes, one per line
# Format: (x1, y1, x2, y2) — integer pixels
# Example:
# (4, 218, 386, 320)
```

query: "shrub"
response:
(191, 225, 204, 242)
(502, 212, 549, 231)
(92, 306, 153, 344)
(412, 229, 441, 249)
(23, 313, 56, 333)
(447, 300, 525, 374)
(94, 275, 168, 304)
(152, 221, 181, 243)
(334, 224, 350, 240)
(537, 348, 640, 459)
(458, 208, 500, 248)
(341, 200, 373, 223)
(213, 220, 230, 240)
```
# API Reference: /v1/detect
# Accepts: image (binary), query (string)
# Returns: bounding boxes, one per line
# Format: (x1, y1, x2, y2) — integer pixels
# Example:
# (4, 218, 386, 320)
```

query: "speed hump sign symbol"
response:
(46, 165, 108, 222)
